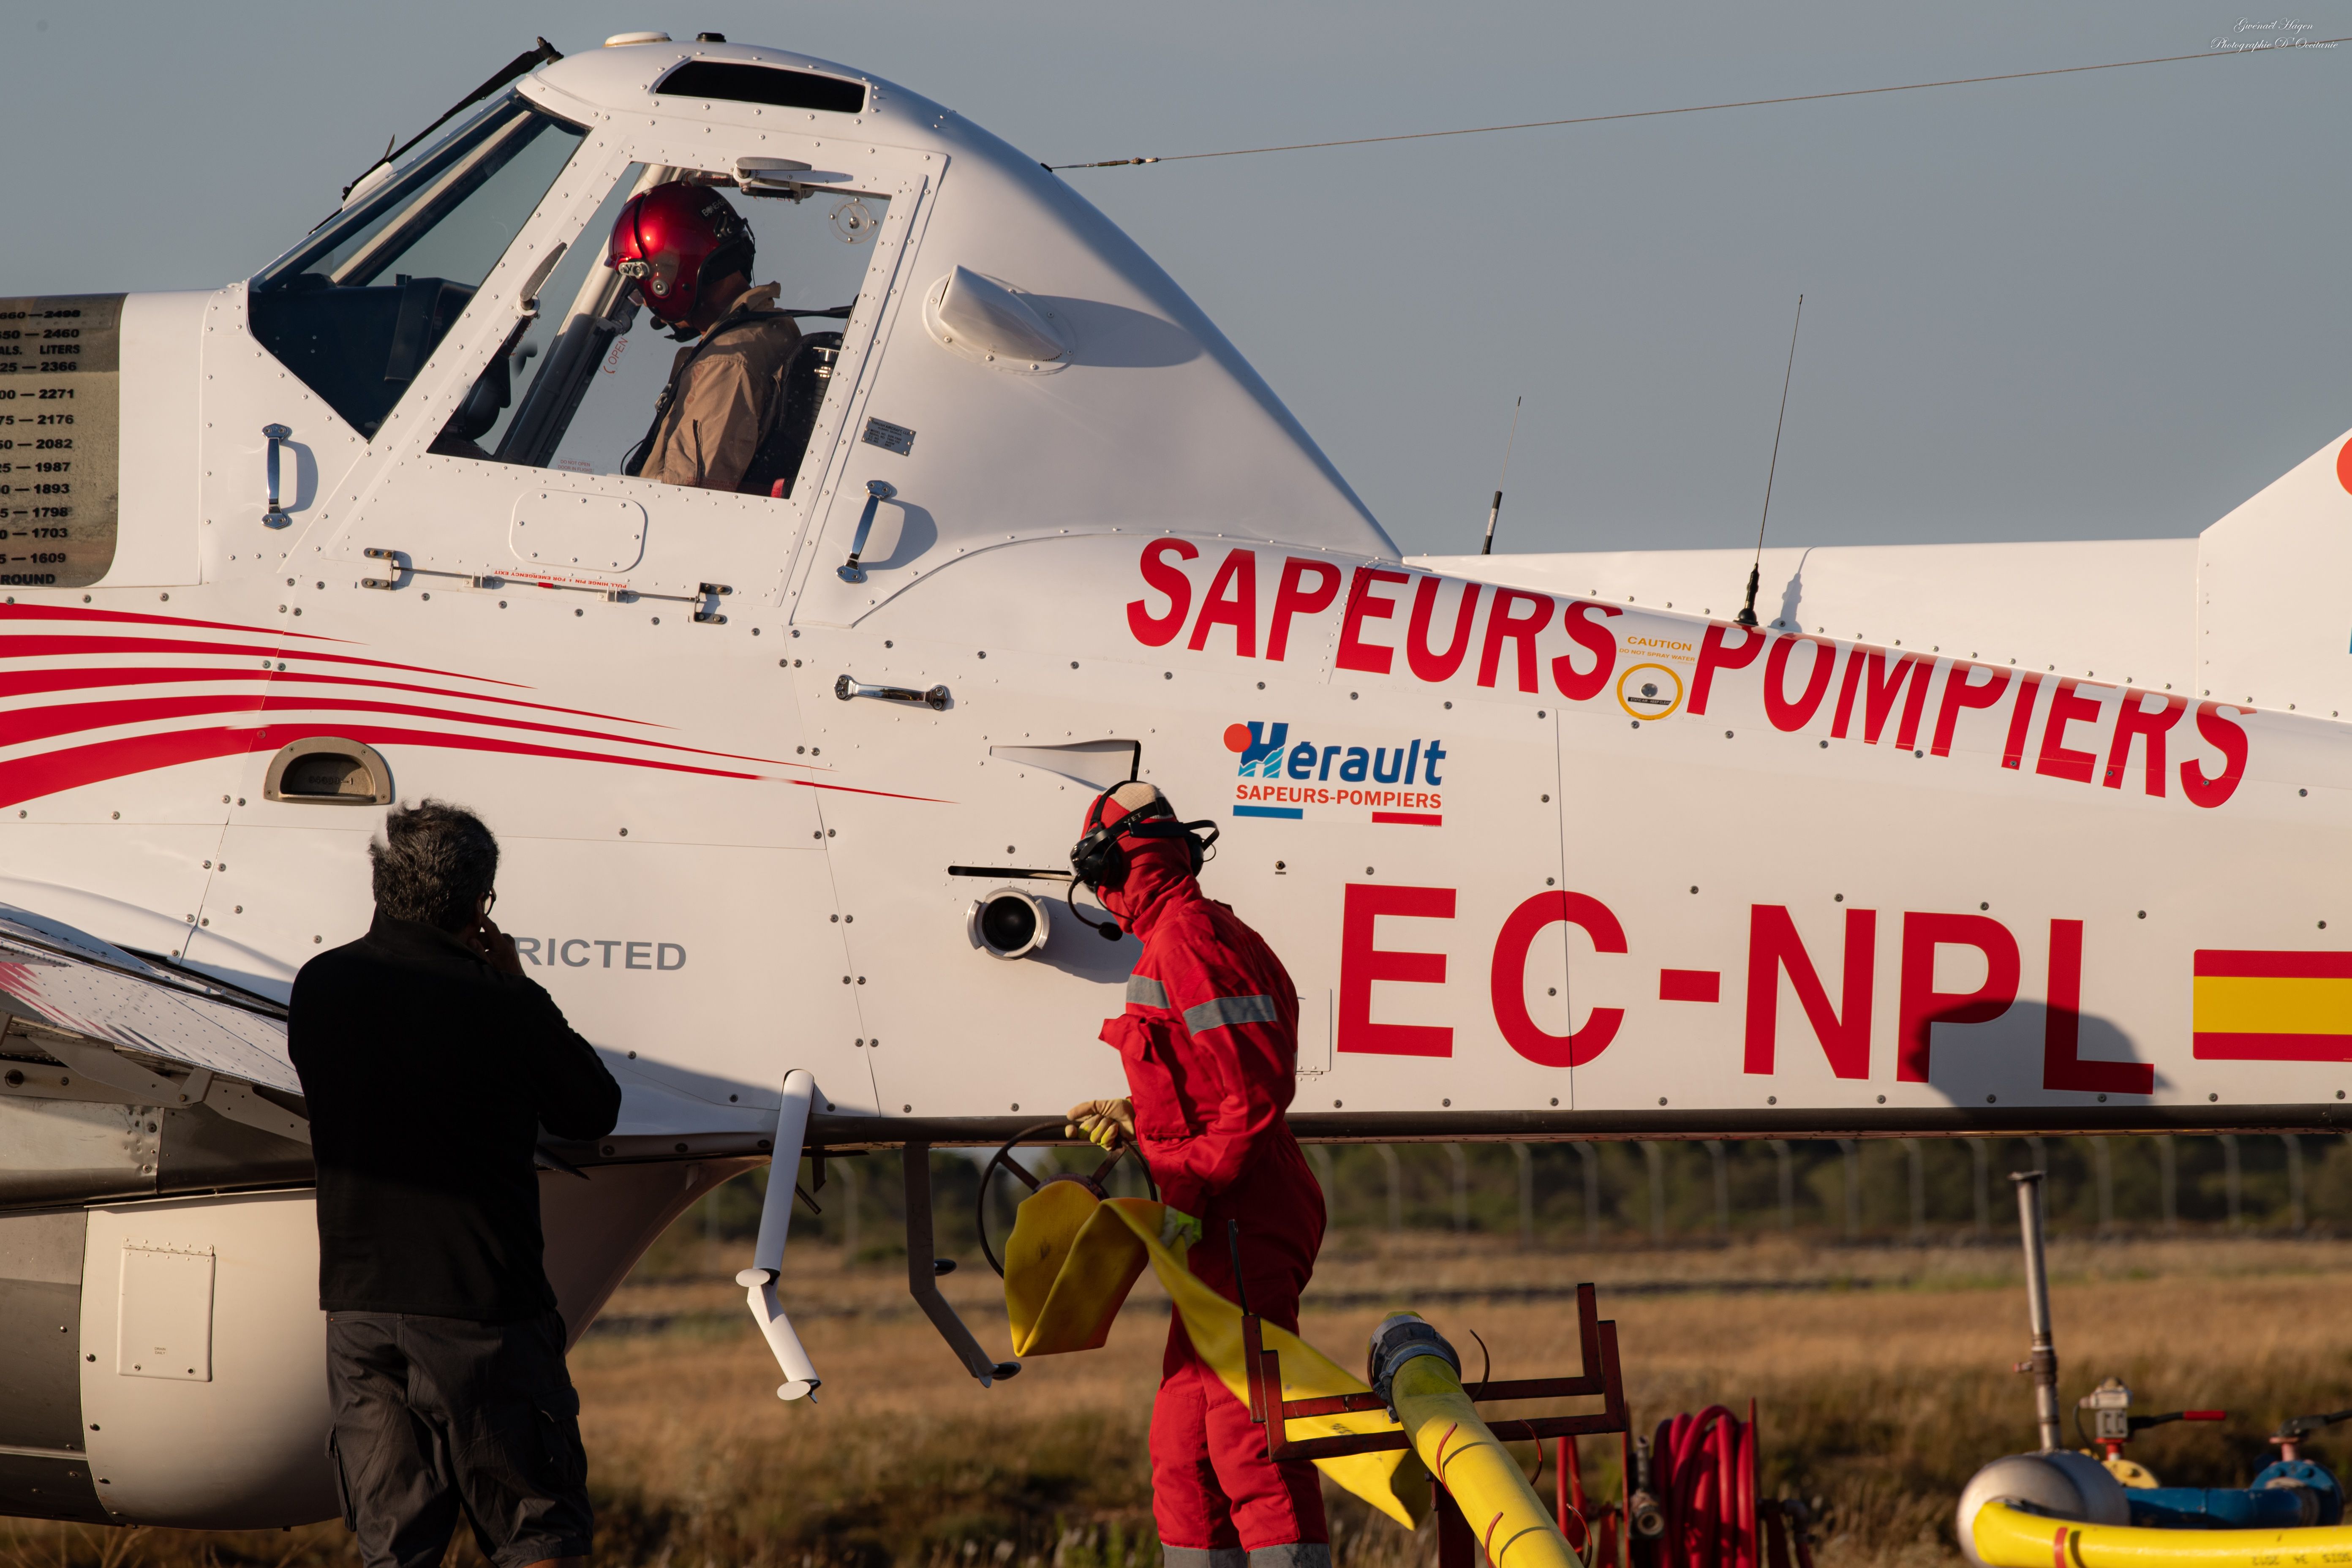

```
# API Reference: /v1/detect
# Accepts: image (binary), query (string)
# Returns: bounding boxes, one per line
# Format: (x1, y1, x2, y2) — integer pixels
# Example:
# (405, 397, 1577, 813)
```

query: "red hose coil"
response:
(1653, 1405, 1758, 1568)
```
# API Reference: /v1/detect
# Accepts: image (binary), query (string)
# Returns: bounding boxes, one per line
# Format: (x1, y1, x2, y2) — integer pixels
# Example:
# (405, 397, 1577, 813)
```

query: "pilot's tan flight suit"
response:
(638, 281, 802, 492)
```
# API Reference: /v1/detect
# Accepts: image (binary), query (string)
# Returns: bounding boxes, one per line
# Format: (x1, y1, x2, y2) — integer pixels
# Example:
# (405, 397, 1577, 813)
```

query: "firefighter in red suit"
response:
(1064, 781, 1330, 1568)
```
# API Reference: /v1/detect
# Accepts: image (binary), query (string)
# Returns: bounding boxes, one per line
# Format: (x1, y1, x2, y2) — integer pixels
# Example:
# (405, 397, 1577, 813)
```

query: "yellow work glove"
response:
(1158, 1206, 1202, 1250)
(1064, 1097, 1136, 1150)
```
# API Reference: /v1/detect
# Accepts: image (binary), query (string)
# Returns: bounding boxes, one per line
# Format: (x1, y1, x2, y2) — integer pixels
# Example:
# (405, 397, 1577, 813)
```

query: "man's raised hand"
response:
(470, 915, 525, 977)
(1064, 1097, 1136, 1151)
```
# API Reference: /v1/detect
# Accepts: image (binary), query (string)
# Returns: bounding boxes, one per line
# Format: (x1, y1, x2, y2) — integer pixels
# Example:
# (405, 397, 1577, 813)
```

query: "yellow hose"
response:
(1391, 1348, 1577, 1568)
(1973, 1500, 2352, 1568)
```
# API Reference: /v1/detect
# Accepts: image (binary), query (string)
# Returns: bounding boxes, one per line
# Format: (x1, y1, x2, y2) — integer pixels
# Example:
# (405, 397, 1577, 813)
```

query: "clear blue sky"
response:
(4, 2, 2344, 557)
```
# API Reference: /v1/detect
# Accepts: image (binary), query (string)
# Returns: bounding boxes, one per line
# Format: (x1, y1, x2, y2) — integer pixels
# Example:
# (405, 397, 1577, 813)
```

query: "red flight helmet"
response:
(605, 181, 754, 326)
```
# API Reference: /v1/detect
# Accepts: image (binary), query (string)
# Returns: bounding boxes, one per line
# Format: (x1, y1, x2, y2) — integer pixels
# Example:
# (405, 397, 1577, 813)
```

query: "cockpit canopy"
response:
(235, 36, 1395, 573)
(247, 86, 885, 497)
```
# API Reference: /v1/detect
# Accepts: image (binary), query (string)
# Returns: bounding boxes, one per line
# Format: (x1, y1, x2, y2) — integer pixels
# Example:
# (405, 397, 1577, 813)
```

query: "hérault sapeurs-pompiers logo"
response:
(1220, 721, 1446, 826)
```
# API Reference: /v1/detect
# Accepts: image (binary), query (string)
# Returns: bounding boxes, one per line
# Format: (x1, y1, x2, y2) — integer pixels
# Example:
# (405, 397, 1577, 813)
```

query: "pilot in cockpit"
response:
(605, 181, 803, 492)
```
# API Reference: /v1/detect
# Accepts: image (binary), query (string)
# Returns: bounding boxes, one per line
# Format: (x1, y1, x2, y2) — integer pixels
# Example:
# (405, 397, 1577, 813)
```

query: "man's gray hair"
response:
(370, 800, 498, 931)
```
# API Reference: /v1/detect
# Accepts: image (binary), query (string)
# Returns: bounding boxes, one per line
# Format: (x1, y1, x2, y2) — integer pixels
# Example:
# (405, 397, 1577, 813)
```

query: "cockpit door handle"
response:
(838, 479, 895, 582)
(262, 424, 292, 528)
(836, 675, 948, 710)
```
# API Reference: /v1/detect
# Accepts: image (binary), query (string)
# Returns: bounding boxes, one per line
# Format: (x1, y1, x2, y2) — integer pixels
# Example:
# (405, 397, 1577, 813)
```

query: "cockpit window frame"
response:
(245, 91, 592, 441)
(255, 93, 590, 293)
(322, 114, 548, 289)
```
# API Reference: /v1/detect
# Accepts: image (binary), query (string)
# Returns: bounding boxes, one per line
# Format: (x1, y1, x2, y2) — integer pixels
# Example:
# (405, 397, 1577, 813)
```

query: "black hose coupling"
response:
(1367, 1312, 1461, 1421)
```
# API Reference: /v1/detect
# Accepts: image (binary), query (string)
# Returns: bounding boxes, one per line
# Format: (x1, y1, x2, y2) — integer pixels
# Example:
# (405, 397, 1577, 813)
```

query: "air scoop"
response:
(923, 266, 1071, 369)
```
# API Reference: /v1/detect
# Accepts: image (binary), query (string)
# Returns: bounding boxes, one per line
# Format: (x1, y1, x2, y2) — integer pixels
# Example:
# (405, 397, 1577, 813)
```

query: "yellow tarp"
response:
(1003, 1187, 1429, 1529)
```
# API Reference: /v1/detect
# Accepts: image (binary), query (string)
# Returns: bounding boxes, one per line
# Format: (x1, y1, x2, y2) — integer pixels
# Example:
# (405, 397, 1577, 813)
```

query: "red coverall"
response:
(1094, 809, 1328, 1563)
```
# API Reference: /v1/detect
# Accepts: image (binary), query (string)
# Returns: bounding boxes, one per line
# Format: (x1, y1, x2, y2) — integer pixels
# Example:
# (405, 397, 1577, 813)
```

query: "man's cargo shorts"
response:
(325, 1310, 592, 1568)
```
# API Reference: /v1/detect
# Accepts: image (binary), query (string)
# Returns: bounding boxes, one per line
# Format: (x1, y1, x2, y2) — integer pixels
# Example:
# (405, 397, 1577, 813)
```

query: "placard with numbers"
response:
(0, 294, 121, 589)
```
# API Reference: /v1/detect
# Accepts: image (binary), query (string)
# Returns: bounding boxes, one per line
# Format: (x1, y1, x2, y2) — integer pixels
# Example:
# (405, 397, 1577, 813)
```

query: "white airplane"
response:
(0, 28, 2344, 1535)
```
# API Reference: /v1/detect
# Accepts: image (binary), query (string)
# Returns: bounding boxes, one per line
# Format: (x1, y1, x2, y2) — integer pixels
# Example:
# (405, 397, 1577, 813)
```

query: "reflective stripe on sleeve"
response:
(1182, 994, 1278, 1033)
(1126, 974, 1169, 1009)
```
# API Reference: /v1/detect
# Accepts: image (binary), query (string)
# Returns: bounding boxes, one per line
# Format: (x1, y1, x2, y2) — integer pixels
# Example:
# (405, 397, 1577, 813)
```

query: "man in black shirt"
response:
(291, 801, 621, 1568)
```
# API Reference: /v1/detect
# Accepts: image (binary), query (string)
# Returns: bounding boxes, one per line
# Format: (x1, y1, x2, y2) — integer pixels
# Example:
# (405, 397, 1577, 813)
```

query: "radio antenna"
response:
(1737, 295, 1804, 628)
(1480, 395, 1523, 556)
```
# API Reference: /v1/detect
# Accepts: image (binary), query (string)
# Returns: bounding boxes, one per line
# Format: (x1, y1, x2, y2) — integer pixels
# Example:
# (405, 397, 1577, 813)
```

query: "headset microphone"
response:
(1065, 879, 1124, 942)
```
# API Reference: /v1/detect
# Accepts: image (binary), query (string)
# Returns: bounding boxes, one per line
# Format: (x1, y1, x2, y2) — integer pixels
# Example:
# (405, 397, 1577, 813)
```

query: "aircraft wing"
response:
(0, 912, 305, 1141)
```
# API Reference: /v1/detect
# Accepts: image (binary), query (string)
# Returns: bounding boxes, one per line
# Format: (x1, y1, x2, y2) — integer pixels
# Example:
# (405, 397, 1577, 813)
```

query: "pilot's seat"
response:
(750, 329, 841, 499)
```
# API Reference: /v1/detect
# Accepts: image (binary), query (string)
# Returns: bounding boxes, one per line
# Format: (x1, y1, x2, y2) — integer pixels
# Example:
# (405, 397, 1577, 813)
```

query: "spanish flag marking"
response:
(2191, 949, 2352, 1061)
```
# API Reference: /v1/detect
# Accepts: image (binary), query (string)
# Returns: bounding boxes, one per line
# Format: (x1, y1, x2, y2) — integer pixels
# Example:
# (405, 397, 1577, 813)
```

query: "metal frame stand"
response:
(1433, 1486, 1476, 1568)
(1239, 1281, 1632, 1568)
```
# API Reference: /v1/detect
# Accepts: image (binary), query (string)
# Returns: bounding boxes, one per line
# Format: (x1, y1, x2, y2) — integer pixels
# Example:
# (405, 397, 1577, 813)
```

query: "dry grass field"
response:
(12, 1228, 2352, 1568)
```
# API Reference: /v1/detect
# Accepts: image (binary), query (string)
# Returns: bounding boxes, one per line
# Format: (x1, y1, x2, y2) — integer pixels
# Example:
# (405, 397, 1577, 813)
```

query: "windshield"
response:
(250, 94, 586, 438)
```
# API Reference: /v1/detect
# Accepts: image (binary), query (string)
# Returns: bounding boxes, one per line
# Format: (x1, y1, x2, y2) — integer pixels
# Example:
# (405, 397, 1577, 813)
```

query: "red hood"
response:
(1100, 835, 1200, 939)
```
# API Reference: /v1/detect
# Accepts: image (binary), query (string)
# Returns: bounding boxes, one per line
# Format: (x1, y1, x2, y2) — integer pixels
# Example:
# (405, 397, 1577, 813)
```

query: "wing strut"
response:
(736, 1069, 825, 1400)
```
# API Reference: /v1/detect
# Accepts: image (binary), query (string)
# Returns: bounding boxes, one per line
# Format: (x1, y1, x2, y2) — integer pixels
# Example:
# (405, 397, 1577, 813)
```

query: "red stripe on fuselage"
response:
(0, 691, 794, 768)
(0, 724, 765, 808)
(0, 601, 349, 641)
(0, 633, 530, 688)
(0, 611, 930, 803)
(0, 664, 674, 728)
(788, 779, 948, 803)
(0, 724, 946, 809)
